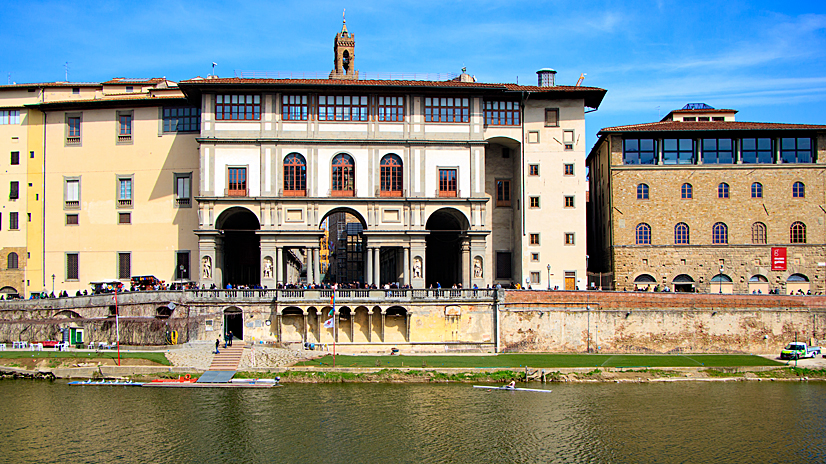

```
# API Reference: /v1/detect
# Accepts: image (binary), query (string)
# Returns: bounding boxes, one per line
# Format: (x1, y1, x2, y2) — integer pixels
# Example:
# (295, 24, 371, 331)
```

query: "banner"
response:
(771, 247, 787, 271)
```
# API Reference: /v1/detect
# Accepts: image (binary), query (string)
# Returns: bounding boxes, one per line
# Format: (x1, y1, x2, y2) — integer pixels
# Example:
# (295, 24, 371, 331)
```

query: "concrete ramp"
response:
(197, 370, 236, 383)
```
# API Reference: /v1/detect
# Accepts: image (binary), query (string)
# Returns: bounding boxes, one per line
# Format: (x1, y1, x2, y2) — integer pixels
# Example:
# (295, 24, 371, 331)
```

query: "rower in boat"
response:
(505, 380, 516, 389)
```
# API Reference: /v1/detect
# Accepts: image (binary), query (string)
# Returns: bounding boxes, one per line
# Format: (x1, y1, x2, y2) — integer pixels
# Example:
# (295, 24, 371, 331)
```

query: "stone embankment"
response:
(164, 342, 317, 370)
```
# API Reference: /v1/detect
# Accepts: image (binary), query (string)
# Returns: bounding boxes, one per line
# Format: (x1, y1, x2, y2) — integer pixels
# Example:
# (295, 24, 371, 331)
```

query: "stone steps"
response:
(209, 341, 245, 371)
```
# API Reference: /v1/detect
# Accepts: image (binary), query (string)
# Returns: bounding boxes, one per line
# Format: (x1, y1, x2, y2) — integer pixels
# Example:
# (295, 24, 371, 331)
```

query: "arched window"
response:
(635, 223, 651, 245)
(751, 182, 763, 198)
(379, 154, 403, 197)
(637, 183, 649, 200)
(790, 221, 806, 243)
(717, 182, 729, 199)
(793, 181, 805, 198)
(712, 222, 728, 244)
(331, 153, 355, 196)
(283, 153, 306, 196)
(681, 183, 692, 199)
(751, 222, 767, 244)
(674, 222, 689, 244)
(7, 252, 18, 270)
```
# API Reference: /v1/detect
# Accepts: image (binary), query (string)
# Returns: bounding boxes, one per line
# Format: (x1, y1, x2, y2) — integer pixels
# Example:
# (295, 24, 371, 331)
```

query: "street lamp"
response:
(547, 264, 551, 291)
(719, 264, 724, 294)
(586, 254, 589, 290)
(51, 274, 55, 294)
(179, 264, 185, 280)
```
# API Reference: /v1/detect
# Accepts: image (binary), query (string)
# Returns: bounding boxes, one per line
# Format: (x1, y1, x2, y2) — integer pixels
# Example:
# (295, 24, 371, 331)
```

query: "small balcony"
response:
(226, 188, 248, 197)
(66, 136, 80, 145)
(117, 135, 132, 143)
(65, 200, 80, 209)
(176, 197, 191, 207)
(117, 199, 132, 208)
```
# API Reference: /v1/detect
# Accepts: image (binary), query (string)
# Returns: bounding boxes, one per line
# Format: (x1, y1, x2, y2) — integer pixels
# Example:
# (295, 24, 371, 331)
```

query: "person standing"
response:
(215, 338, 220, 354)
(227, 330, 233, 347)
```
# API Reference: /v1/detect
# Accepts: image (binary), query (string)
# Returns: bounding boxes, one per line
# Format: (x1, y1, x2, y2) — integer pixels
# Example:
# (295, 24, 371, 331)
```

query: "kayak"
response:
(473, 385, 552, 393)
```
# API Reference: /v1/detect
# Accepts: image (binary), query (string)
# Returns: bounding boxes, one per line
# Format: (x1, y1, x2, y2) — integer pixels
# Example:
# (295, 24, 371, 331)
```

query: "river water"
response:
(1, 380, 824, 463)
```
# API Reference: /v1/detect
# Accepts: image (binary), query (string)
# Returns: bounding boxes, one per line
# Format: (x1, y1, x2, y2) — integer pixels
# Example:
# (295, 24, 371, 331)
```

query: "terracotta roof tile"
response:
(599, 120, 826, 133)
(0, 82, 100, 89)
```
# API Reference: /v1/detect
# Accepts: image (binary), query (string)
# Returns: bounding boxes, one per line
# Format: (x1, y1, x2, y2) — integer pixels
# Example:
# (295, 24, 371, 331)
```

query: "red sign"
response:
(771, 247, 787, 271)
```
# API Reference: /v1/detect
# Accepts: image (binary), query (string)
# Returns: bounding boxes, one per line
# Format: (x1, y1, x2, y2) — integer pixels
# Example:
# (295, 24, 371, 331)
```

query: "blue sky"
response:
(2, 0, 825, 150)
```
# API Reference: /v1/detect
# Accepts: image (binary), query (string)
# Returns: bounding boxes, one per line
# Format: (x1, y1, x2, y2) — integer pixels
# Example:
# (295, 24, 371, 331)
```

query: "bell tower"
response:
(331, 10, 358, 80)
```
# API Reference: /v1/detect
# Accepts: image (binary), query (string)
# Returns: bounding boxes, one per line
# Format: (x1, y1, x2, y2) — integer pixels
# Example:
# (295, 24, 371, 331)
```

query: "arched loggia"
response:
(425, 208, 469, 288)
(216, 207, 260, 287)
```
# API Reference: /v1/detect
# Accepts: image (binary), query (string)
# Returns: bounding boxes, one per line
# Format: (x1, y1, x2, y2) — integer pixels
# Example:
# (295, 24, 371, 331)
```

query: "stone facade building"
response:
(588, 104, 826, 294)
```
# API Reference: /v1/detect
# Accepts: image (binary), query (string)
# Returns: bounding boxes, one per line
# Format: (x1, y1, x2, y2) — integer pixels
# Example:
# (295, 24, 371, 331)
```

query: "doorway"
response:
(224, 307, 243, 341)
(217, 208, 260, 287)
(425, 208, 468, 287)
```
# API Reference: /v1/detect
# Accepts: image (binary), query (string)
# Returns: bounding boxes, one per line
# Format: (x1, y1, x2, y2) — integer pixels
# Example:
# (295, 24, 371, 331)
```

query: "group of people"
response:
(215, 330, 234, 353)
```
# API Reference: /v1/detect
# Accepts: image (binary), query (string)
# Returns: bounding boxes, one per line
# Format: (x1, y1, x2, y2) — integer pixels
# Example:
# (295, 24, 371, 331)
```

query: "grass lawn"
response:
(0, 351, 171, 366)
(295, 353, 783, 369)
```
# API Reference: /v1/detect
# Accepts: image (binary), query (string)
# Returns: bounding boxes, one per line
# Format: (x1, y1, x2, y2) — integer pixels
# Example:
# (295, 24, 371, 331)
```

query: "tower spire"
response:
(331, 13, 357, 79)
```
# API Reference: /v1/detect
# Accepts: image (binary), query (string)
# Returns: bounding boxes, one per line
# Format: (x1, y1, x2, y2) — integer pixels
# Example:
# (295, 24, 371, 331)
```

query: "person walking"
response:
(227, 330, 233, 347)
(215, 338, 220, 354)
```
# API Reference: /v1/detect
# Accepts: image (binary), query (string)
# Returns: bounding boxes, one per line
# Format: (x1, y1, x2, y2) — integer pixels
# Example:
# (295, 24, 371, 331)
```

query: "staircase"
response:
(208, 340, 245, 371)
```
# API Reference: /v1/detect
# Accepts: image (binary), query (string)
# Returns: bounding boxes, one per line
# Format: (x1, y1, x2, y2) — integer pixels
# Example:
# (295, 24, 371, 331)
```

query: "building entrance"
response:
(425, 208, 468, 288)
(223, 307, 243, 341)
(322, 210, 365, 285)
(217, 208, 260, 287)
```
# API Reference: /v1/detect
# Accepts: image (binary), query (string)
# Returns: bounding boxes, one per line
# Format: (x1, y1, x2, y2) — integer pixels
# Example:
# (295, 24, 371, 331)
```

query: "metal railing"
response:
(234, 71, 460, 81)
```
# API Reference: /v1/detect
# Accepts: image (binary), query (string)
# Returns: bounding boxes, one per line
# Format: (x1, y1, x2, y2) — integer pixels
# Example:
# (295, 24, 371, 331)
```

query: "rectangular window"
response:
(66, 253, 79, 280)
(118, 253, 131, 279)
(67, 116, 81, 144)
(72, 87, 80, 95)
(683, 116, 696, 121)
(282, 95, 309, 121)
(438, 169, 457, 197)
(64, 179, 80, 209)
(565, 233, 575, 245)
(163, 106, 201, 132)
(544, 108, 559, 127)
(741, 138, 773, 164)
(496, 251, 512, 279)
(424, 97, 469, 123)
(10, 151, 19, 165)
(527, 131, 539, 143)
(712, 116, 725, 121)
(228, 167, 247, 196)
(484, 100, 520, 126)
(318, 95, 368, 121)
(662, 139, 695, 164)
(623, 139, 657, 165)
(215, 94, 261, 120)
(563, 130, 575, 150)
(0, 110, 20, 125)
(118, 212, 131, 224)
(529, 196, 540, 208)
(780, 138, 813, 163)
(564, 164, 574, 176)
(118, 112, 132, 142)
(702, 139, 734, 164)
(531, 253, 539, 262)
(530, 233, 540, 245)
(117, 177, 132, 207)
(377, 96, 404, 122)
(529, 164, 539, 176)
(9, 212, 18, 230)
(530, 272, 541, 284)
(496, 179, 511, 206)
(564, 196, 574, 208)
(176, 251, 190, 280)
(175, 173, 192, 207)
(9, 181, 19, 200)
(66, 214, 79, 225)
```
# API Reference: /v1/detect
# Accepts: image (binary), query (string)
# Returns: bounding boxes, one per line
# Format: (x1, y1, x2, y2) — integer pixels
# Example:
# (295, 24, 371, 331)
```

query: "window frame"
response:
(529, 164, 539, 176)
(717, 182, 730, 199)
(377, 96, 405, 122)
(752, 222, 767, 244)
(116, 175, 134, 208)
(331, 154, 356, 196)
(662, 139, 694, 165)
(283, 153, 307, 197)
(162, 106, 201, 133)
(7, 252, 18, 270)
(66, 253, 79, 281)
(530, 196, 540, 208)
(792, 181, 805, 198)
(702, 138, 734, 164)
(623, 139, 657, 165)
(563, 196, 574, 208)
(174, 172, 192, 207)
(118, 212, 132, 224)
(563, 164, 574, 176)
(681, 183, 693, 199)
(64, 177, 80, 210)
(564, 233, 575, 246)
(9, 181, 19, 200)
(118, 252, 131, 280)
(780, 138, 813, 164)
(496, 179, 511, 207)
(635, 223, 651, 245)
(712, 222, 728, 244)
(10, 151, 19, 165)
(66, 214, 79, 226)
(117, 110, 133, 143)
(544, 108, 559, 127)
(176, 251, 191, 280)
(0, 110, 21, 125)
(484, 100, 520, 126)
(790, 221, 806, 244)
(227, 166, 248, 197)
(379, 154, 403, 197)
(674, 222, 690, 245)
(317, 95, 369, 122)
(281, 95, 309, 121)
(438, 168, 458, 197)
(9, 212, 18, 230)
(637, 183, 649, 200)
(66, 113, 81, 145)
(751, 182, 763, 199)
(741, 138, 773, 164)
(215, 94, 261, 121)
(529, 233, 540, 246)
(424, 96, 469, 123)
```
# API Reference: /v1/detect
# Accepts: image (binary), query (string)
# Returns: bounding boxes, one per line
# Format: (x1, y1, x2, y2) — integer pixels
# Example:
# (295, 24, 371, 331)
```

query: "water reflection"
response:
(1, 381, 824, 463)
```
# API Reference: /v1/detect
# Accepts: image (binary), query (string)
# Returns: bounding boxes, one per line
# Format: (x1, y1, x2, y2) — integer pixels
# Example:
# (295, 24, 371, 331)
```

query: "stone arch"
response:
(223, 306, 243, 341)
(672, 274, 695, 293)
(425, 207, 470, 287)
(215, 207, 261, 287)
(786, 273, 810, 295)
(354, 305, 370, 342)
(748, 274, 769, 294)
(280, 306, 303, 343)
(385, 306, 408, 342)
(338, 306, 353, 342)
(155, 306, 173, 319)
(320, 208, 367, 285)
(633, 274, 656, 291)
(54, 310, 81, 319)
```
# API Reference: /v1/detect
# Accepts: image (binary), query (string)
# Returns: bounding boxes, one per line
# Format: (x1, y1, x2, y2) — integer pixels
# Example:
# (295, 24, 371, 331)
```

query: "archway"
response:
(321, 208, 366, 285)
(672, 274, 695, 293)
(633, 274, 656, 291)
(280, 307, 303, 343)
(223, 307, 243, 341)
(385, 306, 408, 342)
(786, 274, 810, 295)
(425, 208, 469, 288)
(748, 275, 769, 294)
(216, 207, 260, 287)
(710, 274, 733, 294)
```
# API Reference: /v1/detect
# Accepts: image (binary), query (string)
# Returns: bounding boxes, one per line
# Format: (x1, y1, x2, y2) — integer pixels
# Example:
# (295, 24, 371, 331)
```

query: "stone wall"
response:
(500, 290, 826, 354)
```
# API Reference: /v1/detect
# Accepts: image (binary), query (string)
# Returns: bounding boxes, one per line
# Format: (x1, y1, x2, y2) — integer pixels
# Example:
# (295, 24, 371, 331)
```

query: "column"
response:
(461, 240, 470, 288)
(381, 309, 386, 342)
(313, 247, 321, 284)
(276, 310, 282, 342)
(406, 312, 411, 342)
(306, 247, 314, 284)
(368, 309, 372, 342)
(276, 246, 283, 285)
(302, 310, 308, 344)
(366, 247, 374, 286)
(403, 247, 410, 287)
(374, 247, 381, 287)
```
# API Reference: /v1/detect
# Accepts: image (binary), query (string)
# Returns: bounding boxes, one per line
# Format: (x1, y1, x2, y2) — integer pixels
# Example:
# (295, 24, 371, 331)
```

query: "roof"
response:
(178, 77, 606, 108)
(0, 82, 100, 90)
(599, 120, 826, 133)
(26, 94, 188, 110)
(103, 77, 168, 85)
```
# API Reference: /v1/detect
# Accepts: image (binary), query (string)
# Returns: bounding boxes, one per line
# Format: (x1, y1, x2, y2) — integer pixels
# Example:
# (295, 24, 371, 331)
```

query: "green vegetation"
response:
(295, 353, 783, 369)
(702, 369, 745, 377)
(0, 351, 171, 366)
(232, 369, 522, 383)
(753, 367, 826, 379)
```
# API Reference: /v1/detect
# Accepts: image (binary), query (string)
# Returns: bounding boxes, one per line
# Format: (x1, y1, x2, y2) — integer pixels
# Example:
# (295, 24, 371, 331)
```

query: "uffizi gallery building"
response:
(0, 22, 605, 298)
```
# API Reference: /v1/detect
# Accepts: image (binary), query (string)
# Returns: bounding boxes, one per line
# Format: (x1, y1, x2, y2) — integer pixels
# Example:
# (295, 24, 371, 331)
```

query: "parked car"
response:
(780, 342, 822, 360)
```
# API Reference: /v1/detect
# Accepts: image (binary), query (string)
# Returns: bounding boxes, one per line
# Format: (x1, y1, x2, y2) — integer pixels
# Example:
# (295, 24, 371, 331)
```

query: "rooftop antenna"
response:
(575, 73, 586, 86)
(656, 106, 661, 118)
(7, 73, 10, 85)
(212, 62, 217, 76)
(64, 62, 70, 82)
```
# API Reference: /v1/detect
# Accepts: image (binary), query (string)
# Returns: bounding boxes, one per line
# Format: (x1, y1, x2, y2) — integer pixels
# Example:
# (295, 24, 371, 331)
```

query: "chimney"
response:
(536, 68, 557, 87)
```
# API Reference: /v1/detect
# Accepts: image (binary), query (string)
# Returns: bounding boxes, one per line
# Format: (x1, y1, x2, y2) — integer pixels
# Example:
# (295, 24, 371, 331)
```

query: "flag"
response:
(328, 308, 334, 317)
(323, 318, 335, 329)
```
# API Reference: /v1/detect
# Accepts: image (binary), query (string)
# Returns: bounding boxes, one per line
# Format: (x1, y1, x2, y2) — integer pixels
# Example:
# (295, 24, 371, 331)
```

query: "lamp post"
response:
(51, 274, 55, 294)
(179, 264, 185, 281)
(586, 254, 589, 290)
(719, 264, 724, 294)
(547, 264, 551, 291)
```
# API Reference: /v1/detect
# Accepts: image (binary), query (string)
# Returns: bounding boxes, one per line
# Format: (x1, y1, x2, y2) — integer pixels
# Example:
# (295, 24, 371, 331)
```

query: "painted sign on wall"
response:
(771, 247, 787, 271)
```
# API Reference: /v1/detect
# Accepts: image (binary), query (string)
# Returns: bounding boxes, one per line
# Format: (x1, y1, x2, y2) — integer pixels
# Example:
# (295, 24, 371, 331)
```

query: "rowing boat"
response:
(473, 385, 552, 393)
(68, 380, 144, 386)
